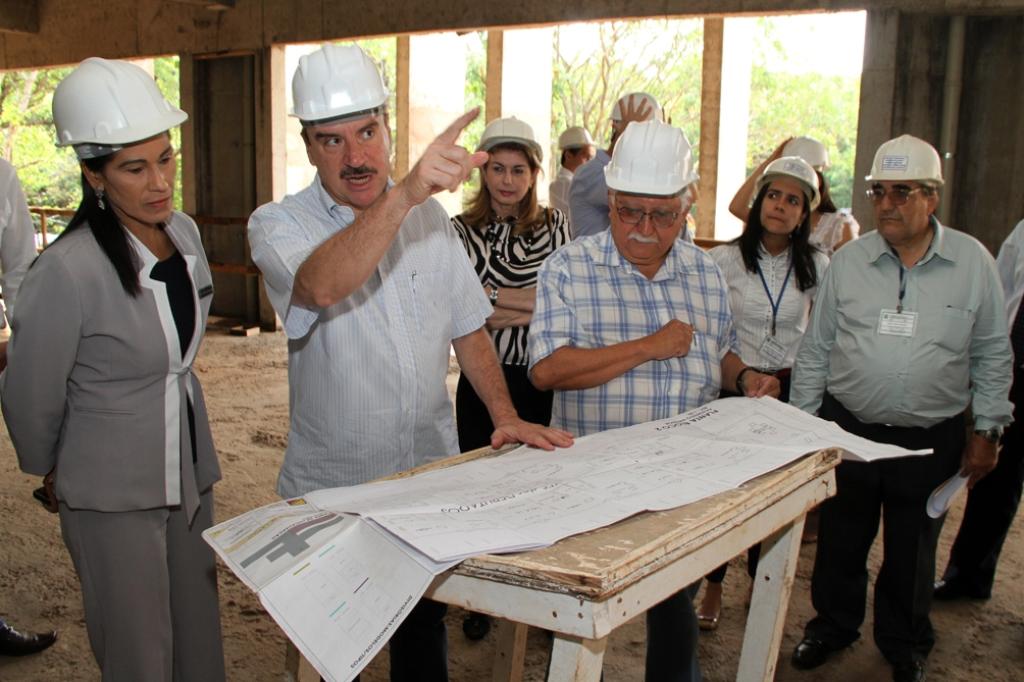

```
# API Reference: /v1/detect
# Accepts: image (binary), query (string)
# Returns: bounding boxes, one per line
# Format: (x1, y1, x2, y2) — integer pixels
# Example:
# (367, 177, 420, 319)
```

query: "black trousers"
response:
(804, 393, 963, 666)
(456, 363, 554, 451)
(941, 365, 1024, 596)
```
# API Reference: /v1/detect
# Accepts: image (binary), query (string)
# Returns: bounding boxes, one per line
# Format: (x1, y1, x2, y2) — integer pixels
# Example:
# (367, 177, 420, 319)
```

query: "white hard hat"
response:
(756, 156, 822, 212)
(783, 136, 830, 171)
(605, 120, 698, 196)
(865, 134, 944, 186)
(291, 44, 389, 125)
(558, 126, 594, 150)
(478, 117, 543, 162)
(611, 92, 664, 123)
(52, 58, 187, 152)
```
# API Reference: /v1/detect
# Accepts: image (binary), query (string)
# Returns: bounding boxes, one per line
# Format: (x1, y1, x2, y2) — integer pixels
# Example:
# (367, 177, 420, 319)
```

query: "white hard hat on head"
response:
(783, 136, 830, 171)
(866, 134, 944, 186)
(291, 44, 389, 125)
(558, 126, 595, 150)
(757, 156, 822, 212)
(605, 120, 698, 196)
(478, 117, 543, 162)
(611, 92, 664, 123)
(52, 57, 187, 156)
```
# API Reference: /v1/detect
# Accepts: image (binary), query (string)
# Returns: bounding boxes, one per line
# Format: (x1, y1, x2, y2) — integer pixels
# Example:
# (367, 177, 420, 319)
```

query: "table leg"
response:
(546, 632, 607, 681)
(736, 514, 806, 681)
(492, 619, 528, 682)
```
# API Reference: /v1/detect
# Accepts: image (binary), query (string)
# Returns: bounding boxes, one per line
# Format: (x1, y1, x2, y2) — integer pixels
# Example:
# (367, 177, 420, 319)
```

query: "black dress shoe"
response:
(933, 578, 989, 601)
(791, 637, 838, 670)
(0, 620, 57, 656)
(892, 659, 926, 682)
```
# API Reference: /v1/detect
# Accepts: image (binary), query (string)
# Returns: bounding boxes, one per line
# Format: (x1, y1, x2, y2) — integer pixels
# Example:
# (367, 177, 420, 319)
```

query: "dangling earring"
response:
(96, 188, 106, 210)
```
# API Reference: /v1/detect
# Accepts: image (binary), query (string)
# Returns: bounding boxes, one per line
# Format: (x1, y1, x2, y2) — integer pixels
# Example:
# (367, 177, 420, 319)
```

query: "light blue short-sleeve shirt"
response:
(249, 176, 491, 496)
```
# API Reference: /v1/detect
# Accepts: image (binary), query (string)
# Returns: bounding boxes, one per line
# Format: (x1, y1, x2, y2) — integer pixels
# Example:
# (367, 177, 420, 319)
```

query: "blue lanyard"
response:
(755, 259, 793, 337)
(897, 265, 908, 313)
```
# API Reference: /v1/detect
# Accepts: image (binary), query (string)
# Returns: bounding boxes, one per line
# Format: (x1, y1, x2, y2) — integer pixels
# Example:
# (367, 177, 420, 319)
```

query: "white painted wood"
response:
(737, 516, 807, 681)
(547, 633, 607, 682)
(491, 619, 528, 682)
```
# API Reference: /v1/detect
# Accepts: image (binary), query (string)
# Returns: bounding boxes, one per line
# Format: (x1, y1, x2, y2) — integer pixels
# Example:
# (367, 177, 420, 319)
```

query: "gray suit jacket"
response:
(1, 212, 221, 512)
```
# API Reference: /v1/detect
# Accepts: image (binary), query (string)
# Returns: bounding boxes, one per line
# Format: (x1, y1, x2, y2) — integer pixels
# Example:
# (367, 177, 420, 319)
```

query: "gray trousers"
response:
(59, 489, 225, 682)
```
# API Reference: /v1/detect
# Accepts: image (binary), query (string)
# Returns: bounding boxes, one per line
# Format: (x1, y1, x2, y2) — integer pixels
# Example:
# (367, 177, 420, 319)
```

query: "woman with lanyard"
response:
(1, 58, 224, 681)
(729, 136, 860, 257)
(696, 156, 829, 630)
(450, 117, 570, 640)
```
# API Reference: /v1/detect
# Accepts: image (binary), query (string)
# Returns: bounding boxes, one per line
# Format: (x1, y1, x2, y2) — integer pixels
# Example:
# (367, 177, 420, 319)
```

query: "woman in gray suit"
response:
(1, 58, 225, 681)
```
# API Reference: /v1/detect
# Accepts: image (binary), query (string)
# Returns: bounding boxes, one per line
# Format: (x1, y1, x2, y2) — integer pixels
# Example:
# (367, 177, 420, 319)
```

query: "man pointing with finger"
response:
(248, 44, 572, 680)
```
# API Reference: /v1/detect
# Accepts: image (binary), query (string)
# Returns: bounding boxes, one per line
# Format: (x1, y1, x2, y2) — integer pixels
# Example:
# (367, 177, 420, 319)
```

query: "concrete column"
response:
(852, 9, 900, 232)
(395, 33, 466, 216)
(696, 19, 723, 241)
(485, 27, 554, 204)
(715, 18, 754, 241)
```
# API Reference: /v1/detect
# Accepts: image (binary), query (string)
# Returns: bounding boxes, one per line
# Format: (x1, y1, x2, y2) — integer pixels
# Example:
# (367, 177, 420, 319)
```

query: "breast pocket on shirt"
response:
(411, 270, 452, 340)
(935, 306, 975, 353)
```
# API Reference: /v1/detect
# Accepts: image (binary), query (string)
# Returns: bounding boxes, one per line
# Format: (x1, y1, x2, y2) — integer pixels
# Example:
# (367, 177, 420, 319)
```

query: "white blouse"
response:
(709, 242, 829, 370)
(809, 210, 860, 256)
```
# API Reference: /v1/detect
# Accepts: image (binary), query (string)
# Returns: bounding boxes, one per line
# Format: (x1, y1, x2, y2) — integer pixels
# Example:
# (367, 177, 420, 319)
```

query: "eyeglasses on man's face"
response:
(866, 184, 928, 206)
(615, 205, 680, 229)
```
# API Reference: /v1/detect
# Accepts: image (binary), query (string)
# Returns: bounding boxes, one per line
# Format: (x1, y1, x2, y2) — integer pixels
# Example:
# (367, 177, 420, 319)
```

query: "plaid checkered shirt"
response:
(529, 230, 739, 437)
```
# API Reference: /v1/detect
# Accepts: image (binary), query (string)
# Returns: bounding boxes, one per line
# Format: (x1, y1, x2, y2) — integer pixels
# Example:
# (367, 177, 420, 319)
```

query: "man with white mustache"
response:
(789, 135, 1012, 682)
(529, 119, 779, 682)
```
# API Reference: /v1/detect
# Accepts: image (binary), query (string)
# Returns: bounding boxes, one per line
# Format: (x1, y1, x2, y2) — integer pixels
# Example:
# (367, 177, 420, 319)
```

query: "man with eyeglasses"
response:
(530, 120, 779, 681)
(789, 134, 1012, 682)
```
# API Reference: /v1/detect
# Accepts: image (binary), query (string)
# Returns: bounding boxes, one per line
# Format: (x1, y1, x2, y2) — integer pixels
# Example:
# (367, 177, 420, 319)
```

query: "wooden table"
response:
(287, 447, 840, 682)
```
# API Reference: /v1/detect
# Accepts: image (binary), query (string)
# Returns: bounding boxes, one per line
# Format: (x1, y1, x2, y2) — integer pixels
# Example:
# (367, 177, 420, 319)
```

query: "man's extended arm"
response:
(293, 109, 488, 308)
(452, 327, 574, 450)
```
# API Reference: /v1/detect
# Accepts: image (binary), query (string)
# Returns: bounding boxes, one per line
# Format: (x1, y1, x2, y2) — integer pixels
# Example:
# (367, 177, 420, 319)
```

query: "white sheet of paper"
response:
(927, 472, 970, 519)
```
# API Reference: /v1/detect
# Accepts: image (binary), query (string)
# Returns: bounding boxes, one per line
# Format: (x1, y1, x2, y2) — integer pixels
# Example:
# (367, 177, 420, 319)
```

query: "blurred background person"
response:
(548, 125, 595, 217)
(730, 136, 859, 256)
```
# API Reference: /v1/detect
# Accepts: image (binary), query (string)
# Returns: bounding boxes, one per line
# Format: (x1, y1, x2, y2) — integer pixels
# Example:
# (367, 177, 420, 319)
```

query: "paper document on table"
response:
(306, 397, 928, 562)
(204, 502, 457, 682)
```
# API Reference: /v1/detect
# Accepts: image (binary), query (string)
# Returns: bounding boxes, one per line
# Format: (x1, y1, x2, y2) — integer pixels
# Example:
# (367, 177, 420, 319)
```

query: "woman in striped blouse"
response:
(451, 117, 571, 455)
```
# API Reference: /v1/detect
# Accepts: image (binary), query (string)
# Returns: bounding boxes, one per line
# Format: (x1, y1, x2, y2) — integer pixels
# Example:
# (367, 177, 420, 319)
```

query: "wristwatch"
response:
(489, 287, 499, 305)
(973, 426, 1003, 443)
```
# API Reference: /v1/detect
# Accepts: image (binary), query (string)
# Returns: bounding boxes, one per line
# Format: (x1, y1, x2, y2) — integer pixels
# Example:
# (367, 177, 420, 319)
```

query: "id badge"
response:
(758, 335, 789, 367)
(877, 309, 918, 337)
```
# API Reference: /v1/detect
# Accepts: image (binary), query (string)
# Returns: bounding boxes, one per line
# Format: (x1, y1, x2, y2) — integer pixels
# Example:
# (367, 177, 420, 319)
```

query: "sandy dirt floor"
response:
(2, 328, 1023, 681)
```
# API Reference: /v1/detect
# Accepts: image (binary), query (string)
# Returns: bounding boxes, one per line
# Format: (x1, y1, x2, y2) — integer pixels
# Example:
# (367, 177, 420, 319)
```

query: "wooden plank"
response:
(491, 619, 528, 682)
(737, 516, 806, 681)
(452, 449, 839, 599)
(230, 324, 260, 337)
(0, 0, 39, 34)
(547, 633, 607, 681)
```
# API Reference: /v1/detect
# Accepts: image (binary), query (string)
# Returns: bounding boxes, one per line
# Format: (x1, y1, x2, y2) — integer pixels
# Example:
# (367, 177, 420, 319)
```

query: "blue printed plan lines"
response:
(205, 396, 928, 681)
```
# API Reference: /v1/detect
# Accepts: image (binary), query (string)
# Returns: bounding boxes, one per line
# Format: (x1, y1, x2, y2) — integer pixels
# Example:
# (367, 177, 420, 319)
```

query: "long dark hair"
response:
(55, 156, 142, 297)
(734, 185, 819, 292)
(816, 170, 838, 214)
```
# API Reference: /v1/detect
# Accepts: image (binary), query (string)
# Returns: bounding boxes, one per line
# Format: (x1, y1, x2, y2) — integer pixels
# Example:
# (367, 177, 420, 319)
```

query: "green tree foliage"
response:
(551, 20, 704, 165)
(746, 18, 861, 208)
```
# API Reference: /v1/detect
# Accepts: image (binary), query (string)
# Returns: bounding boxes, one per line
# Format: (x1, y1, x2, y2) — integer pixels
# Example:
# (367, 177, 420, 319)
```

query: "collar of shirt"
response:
(313, 174, 396, 227)
(866, 216, 956, 267)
